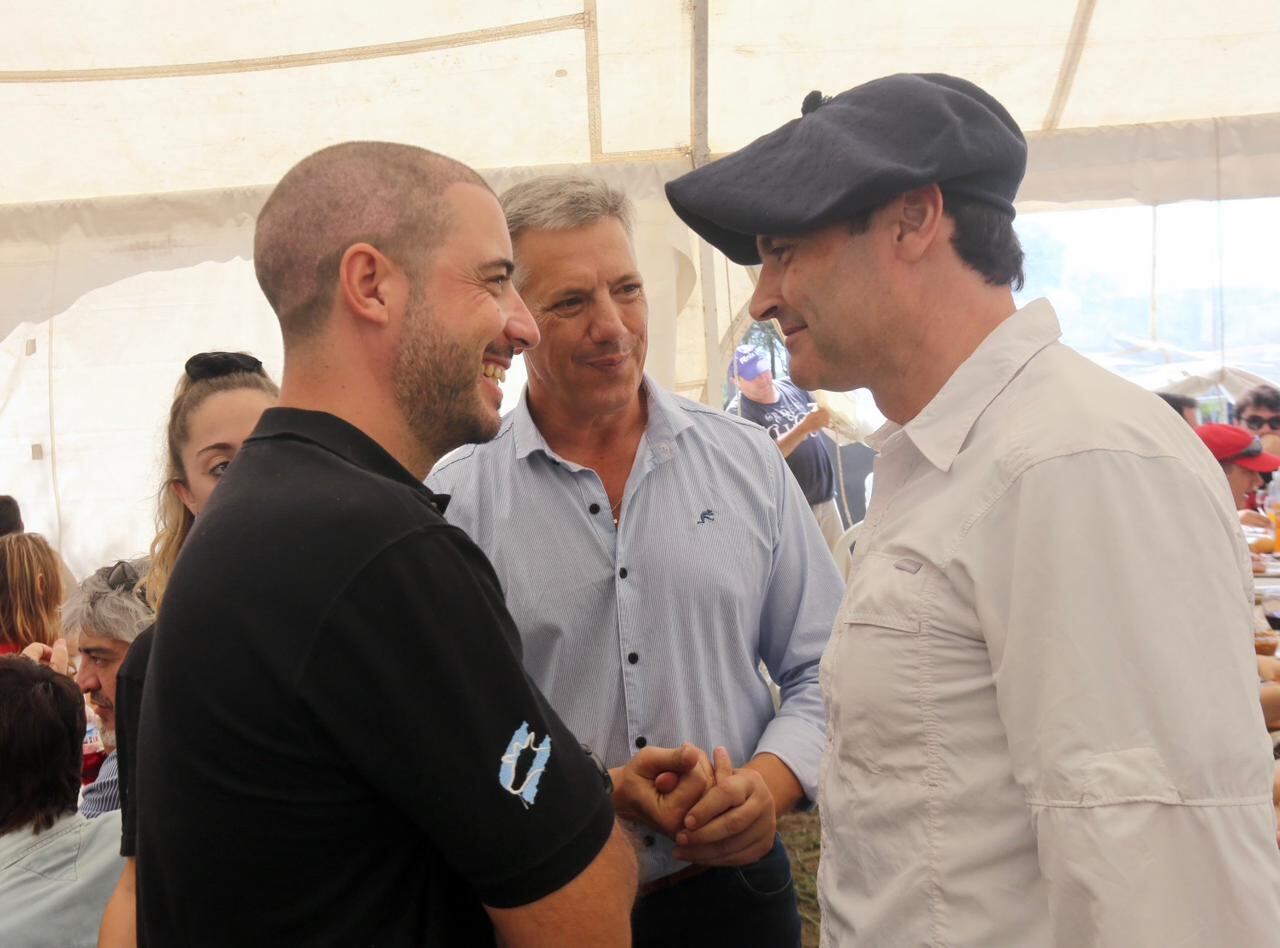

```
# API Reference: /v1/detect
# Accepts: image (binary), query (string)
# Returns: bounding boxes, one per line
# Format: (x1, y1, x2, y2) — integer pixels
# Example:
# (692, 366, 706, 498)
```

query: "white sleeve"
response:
(965, 449, 1280, 946)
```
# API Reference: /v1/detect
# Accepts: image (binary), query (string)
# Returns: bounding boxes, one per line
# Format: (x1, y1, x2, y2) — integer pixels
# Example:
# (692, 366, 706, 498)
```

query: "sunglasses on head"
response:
(89, 559, 148, 608)
(1243, 414, 1280, 432)
(185, 351, 264, 382)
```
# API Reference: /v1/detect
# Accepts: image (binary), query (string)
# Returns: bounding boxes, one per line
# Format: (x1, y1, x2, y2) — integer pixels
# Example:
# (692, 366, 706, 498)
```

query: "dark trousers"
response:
(632, 836, 802, 948)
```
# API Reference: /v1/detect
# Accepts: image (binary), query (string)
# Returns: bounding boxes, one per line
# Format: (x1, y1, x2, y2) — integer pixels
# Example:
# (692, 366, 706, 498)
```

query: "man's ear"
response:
(892, 184, 945, 263)
(338, 243, 403, 328)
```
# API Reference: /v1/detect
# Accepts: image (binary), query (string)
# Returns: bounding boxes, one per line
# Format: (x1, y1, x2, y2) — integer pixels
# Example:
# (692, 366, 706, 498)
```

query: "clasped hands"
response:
(610, 742, 775, 867)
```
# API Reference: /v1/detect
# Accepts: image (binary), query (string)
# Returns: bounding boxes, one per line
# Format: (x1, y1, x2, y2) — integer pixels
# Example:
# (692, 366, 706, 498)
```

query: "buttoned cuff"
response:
(753, 714, 824, 808)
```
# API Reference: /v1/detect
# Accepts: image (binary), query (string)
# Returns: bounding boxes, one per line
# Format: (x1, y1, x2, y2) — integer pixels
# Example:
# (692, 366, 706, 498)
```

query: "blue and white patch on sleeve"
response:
(498, 721, 552, 808)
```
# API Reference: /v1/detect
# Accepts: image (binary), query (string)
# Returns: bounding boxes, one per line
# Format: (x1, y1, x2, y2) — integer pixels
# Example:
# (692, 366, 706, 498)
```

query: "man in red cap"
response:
(1197, 423, 1280, 510)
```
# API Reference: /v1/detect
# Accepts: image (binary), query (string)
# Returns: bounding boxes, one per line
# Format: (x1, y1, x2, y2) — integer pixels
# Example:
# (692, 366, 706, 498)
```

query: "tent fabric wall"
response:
(0, 161, 701, 578)
(7, 1, 1279, 204)
(1020, 113, 1280, 211)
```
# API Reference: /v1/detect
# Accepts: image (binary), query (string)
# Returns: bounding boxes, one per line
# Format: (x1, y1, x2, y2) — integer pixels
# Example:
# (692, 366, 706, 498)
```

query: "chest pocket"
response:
(823, 550, 935, 781)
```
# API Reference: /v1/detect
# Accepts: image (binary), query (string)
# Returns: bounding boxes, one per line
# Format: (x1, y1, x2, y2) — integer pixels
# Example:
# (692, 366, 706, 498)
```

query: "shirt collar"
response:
(867, 298, 1062, 472)
(511, 376, 693, 464)
(249, 408, 449, 513)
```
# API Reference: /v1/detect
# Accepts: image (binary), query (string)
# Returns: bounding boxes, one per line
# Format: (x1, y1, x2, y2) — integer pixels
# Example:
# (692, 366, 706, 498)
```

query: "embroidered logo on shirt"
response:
(698, 509, 716, 524)
(499, 722, 552, 808)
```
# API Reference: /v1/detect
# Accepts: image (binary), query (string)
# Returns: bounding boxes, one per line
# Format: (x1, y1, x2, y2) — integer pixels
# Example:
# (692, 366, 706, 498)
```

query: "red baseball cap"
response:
(1196, 423, 1280, 472)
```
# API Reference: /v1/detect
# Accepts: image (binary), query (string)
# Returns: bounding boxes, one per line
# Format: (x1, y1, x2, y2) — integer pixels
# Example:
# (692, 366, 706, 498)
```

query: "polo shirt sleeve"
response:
(296, 525, 615, 909)
(966, 450, 1280, 944)
(752, 441, 842, 802)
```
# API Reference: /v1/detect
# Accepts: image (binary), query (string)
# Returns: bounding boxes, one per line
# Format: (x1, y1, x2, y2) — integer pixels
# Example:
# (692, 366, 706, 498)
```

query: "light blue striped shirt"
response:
(429, 378, 841, 881)
(80, 751, 120, 818)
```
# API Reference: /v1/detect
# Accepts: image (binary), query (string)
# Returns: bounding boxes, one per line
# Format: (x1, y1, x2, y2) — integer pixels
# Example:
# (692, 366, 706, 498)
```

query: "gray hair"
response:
(62, 557, 153, 645)
(500, 176, 635, 288)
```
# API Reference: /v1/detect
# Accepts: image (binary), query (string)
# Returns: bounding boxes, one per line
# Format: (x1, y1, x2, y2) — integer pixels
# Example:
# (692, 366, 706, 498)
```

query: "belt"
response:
(638, 863, 712, 897)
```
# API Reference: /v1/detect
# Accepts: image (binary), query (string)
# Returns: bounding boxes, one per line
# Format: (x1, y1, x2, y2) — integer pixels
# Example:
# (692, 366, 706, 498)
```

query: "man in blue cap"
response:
(726, 344, 841, 548)
(668, 73, 1280, 945)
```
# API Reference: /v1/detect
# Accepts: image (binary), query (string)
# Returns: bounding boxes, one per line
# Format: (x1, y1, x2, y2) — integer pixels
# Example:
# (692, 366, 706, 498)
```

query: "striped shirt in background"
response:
(80, 750, 120, 818)
(429, 378, 843, 883)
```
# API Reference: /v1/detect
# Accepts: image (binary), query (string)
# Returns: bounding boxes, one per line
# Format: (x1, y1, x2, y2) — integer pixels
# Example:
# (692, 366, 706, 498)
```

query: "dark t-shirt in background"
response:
(728, 379, 836, 506)
(135, 409, 614, 947)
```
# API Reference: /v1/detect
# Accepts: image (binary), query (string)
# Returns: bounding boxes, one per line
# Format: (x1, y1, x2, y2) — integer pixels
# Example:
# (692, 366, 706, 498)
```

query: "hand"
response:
(1241, 509, 1273, 530)
(672, 746, 776, 867)
(611, 743, 714, 838)
(20, 637, 70, 675)
(1261, 655, 1280, 683)
(1257, 629, 1280, 657)
(802, 406, 831, 433)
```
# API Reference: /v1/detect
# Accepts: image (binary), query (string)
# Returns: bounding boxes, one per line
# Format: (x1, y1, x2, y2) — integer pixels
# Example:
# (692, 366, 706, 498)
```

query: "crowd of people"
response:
(3, 71, 1280, 947)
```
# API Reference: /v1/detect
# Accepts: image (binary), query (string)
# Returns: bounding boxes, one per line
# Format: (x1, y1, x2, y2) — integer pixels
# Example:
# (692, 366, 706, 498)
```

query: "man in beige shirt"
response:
(668, 72, 1280, 946)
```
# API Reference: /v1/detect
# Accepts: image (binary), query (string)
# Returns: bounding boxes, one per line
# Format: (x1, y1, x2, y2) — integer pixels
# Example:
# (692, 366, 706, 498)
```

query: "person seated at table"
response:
(1235, 385, 1280, 437)
(0, 657, 124, 947)
(1195, 424, 1280, 531)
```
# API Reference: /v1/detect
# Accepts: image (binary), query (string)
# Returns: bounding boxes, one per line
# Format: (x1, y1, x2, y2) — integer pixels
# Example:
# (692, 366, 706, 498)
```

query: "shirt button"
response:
(627, 652, 639, 665)
(635, 736, 647, 749)
(619, 567, 628, 579)
(643, 835, 655, 848)
(589, 503, 600, 514)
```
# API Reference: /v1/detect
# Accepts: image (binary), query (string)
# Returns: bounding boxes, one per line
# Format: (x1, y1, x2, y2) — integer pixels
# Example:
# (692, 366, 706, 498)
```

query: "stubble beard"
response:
(393, 290, 501, 463)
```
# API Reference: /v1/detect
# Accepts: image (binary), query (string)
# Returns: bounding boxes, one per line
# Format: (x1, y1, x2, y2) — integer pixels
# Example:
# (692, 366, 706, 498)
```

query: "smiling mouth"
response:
(482, 363, 507, 383)
(586, 352, 630, 369)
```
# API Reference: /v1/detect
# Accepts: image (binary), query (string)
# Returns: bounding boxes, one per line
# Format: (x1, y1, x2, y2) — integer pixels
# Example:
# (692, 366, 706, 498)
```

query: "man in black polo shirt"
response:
(135, 142, 637, 946)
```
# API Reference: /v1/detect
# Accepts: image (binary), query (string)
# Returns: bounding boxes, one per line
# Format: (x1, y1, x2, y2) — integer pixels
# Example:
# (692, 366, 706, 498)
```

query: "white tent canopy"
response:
(4, 0, 1280, 576)
(6, 1, 1280, 206)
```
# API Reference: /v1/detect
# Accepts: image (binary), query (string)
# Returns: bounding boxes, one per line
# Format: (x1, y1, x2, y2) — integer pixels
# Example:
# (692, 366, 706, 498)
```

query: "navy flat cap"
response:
(665, 73, 1027, 265)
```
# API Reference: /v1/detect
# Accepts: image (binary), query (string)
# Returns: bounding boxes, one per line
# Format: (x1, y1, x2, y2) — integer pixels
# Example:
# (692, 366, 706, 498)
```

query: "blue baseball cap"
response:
(729, 345, 771, 382)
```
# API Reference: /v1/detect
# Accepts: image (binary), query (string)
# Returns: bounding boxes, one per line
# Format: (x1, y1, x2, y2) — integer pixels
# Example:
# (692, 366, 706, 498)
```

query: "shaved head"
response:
(254, 141, 487, 344)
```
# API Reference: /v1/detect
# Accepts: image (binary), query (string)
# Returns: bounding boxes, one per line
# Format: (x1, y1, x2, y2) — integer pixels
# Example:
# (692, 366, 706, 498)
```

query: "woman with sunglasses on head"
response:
(98, 352, 277, 948)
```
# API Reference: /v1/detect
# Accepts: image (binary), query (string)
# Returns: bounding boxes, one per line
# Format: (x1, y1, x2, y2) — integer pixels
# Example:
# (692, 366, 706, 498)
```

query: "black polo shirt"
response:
(136, 408, 614, 947)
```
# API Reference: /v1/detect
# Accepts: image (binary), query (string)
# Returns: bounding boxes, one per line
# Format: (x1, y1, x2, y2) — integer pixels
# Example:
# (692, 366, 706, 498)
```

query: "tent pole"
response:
(583, 0, 604, 159)
(690, 0, 723, 405)
(1042, 0, 1097, 131)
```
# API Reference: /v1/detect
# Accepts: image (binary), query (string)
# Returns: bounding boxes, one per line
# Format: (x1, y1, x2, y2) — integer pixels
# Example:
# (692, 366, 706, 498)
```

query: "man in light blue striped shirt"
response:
(428, 176, 842, 947)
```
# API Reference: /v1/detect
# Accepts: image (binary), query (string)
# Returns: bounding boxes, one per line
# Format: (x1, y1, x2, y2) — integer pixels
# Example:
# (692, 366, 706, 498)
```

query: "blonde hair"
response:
(145, 361, 278, 609)
(0, 533, 63, 650)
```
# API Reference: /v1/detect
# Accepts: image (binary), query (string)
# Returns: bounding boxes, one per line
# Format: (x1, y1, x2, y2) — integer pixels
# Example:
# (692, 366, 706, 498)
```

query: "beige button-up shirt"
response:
(820, 299, 1280, 946)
